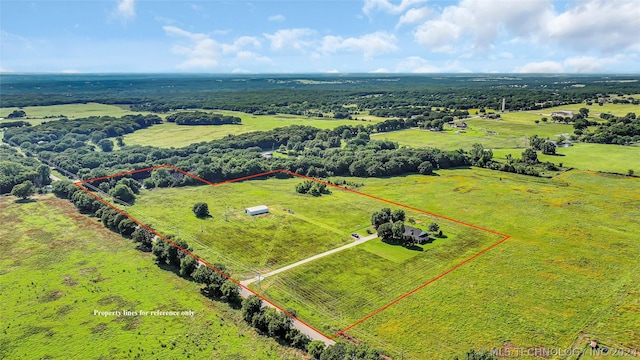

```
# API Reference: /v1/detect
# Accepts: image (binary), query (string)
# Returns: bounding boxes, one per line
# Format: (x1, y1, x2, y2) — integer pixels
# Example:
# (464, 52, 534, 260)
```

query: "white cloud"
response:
(220, 36, 261, 55)
(363, 0, 427, 15)
(325, 69, 341, 73)
(370, 68, 390, 73)
(546, 0, 640, 52)
(411, 0, 639, 57)
(60, 69, 80, 74)
(516, 61, 564, 73)
(413, 0, 553, 53)
(397, 7, 430, 28)
(163, 26, 268, 70)
(321, 32, 398, 58)
(0, 66, 14, 73)
(563, 55, 625, 73)
(264, 28, 316, 52)
(113, 0, 136, 21)
(268, 14, 286, 22)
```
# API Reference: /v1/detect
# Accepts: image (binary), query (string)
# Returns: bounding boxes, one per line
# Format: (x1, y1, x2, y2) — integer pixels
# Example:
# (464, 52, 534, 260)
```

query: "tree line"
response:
(166, 111, 242, 125)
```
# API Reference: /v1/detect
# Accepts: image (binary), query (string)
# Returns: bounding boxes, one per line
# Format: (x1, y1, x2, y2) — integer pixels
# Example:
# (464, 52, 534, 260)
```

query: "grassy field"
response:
(493, 143, 640, 175)
(0, 195, 303, 360)
(0, 103, 147, 123)
(254, 222, 501, 335)
(120, 177, 378, 276)
(123, 112, 380, 148)
(103, 169, 640, 358)
(372, 120, 572, 151)
(302, 169, 638, 358)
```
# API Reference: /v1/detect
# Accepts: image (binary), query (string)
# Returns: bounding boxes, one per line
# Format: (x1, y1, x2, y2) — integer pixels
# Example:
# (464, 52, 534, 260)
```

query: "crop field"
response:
(0, 195, 303, 360)
(493, 143, 640, 175)
(123, 112, 381, 148)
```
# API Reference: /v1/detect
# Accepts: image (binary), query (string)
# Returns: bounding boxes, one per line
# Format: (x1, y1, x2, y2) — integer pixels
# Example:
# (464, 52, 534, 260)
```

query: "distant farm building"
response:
(451, 122, 468, 129)
(404, 225, 430, 244)
(245, 205, 269, 216)
(551, 110, 574, 118)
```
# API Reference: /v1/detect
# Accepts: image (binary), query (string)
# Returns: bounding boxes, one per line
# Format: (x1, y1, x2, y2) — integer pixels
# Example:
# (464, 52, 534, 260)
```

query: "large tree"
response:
(11, 180, 36, 200)
(109, 184, 135, 203)
(192, 202, 210, 218)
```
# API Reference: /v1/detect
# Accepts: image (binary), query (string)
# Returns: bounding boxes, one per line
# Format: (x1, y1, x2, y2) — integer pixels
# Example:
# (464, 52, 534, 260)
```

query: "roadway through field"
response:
(238, 233, 378, 345)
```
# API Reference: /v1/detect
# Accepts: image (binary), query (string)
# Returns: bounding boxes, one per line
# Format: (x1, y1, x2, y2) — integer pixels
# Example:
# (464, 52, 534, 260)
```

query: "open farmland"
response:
(372, 119, 572, 150)
(0, 103, 148, 123)
(118, 176, 374, 275)
(108, 167, 640, 359)
(307, 169, 639, 358)
(0, 196, 303, 360)
(123, 111, 383, 148)
(493, 143, 640, 175)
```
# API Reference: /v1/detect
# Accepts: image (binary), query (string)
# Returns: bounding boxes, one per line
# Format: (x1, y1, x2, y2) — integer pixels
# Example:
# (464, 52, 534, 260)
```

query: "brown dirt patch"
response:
(62, 274, 76, 286)
(39, 290, 64, 303)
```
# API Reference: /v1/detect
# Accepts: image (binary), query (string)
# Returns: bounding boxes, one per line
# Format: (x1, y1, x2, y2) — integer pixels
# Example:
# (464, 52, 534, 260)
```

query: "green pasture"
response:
(532, 101, 639, 118)
(121, 178, 383, 276)
(0, 196, 302, 360)
(299, 169, 639, 359)
(493, 143, 640, 175)
(123, 112, 379, 148)
(372, 118, 573, 150)
(0, 103, 145, 122)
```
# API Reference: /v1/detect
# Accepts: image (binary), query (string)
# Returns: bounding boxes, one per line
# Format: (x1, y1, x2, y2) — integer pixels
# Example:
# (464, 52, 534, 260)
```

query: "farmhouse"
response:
(245, 205, 269, 216)
(404, 225, 430, 244)
(551, 110, 574, 118)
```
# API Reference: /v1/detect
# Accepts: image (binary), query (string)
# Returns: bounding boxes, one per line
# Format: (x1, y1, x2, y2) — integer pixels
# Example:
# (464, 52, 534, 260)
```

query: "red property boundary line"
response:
(76, 165, 511, 343)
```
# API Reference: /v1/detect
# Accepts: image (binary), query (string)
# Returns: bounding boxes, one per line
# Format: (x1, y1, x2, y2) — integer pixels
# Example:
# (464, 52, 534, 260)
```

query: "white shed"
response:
(245, 205, 269, 216)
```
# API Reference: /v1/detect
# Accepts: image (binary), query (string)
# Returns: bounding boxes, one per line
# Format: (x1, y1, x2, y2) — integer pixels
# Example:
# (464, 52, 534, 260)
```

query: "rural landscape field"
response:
(2, 1, 640, 357)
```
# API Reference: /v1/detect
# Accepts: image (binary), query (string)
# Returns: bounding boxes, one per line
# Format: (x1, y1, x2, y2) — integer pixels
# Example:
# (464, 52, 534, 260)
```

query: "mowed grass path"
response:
(493, 143, 640, 175)
(0, 196, 303, 360)
(124, 177, 388, 276)
(124, 111, 382, 148)
(319, 169, 639, 358)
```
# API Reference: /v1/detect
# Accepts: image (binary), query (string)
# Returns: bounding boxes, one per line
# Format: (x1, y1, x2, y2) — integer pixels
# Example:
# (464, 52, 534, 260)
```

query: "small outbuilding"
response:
(245, 205, 269, 216)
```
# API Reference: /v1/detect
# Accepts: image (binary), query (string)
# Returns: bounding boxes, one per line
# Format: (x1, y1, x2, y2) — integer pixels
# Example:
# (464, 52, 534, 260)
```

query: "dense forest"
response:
(3, 74, 639, 115)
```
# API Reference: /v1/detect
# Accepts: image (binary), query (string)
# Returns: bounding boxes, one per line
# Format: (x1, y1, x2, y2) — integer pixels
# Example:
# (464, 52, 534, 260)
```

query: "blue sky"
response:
(1, 0, 639, 73)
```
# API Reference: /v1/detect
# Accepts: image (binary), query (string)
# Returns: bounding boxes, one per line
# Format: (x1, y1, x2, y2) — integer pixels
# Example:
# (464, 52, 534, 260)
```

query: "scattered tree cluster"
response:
(295, 180, 329, 196)
(0, 145, 51, 194)
(7, 110, 26, 118)
(166, 111, 242, 125)
(581, 112, 639, 145)
(0, 121, 31, 129)
(241, 295, 309, 350)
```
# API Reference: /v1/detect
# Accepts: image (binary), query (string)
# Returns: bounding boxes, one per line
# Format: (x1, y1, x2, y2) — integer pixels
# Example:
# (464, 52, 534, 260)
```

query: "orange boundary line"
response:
(78, 166, 511, 343)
